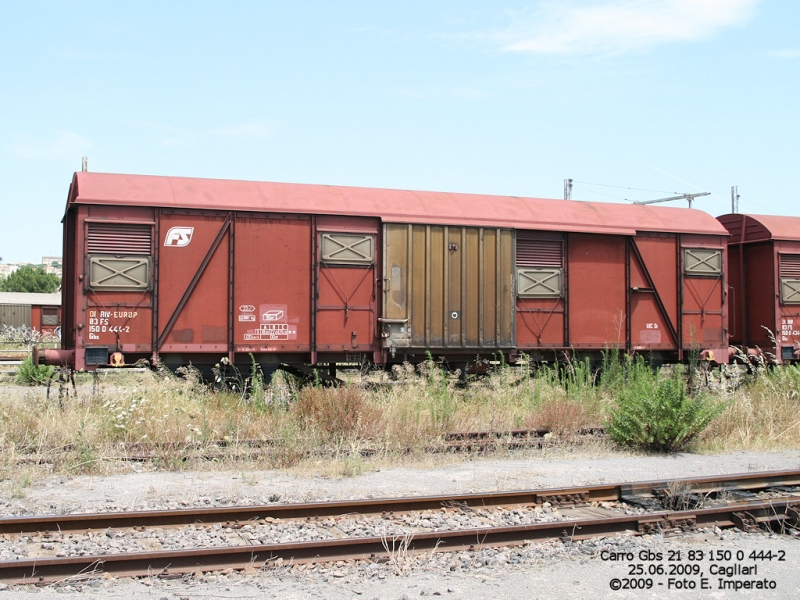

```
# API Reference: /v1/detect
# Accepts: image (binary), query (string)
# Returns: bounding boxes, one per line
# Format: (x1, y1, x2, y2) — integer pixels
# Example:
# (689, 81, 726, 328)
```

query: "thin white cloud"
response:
(766, 48, 800, 58)
(210, 120, 272, 138)
(496, 0, 759, 56)
(7, 131, 93, 160)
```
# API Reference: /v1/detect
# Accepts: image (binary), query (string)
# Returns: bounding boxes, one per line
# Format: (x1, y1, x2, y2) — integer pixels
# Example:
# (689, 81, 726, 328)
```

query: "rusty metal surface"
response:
(719, 213, 800, 243)
(67, 172, 729, 236)
(383, 224, 514, 350)
(719, 214, 800, 355)
(1, 469, 797, 537)
(314, 217, 380, 355)
(1, 497, 797, 584)
(566, 234, 626, 348)
(60, 172, 733, 371)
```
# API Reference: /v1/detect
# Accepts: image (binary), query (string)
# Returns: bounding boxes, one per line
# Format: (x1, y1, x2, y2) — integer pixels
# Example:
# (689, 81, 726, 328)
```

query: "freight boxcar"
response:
(718, 213, 800, 363)
(0, 292, 61, 336)
(43, 172, 730, 373)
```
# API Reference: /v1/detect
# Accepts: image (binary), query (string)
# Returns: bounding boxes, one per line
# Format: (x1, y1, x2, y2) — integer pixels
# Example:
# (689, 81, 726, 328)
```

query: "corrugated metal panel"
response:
(87, 222, 151, 255)
(383, 223, 514, 349)
(68, 172, 729, 236)
(516, 239, 562, 267)
(0, 304, 32, 329)
(780, 254, 800, 278)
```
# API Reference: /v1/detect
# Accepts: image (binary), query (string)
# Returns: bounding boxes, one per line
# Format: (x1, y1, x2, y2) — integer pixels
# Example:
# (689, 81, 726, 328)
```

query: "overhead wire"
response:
(571, 186, 630, 202)
(737, 195, 779, 215)
(571, 180, 680, 195)
(571, 179, 724, 207)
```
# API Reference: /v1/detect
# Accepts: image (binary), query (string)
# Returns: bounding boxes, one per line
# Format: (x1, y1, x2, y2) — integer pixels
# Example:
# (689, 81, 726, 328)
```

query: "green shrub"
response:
(606, 358, 724, 453)
(15, 357, 54, 386)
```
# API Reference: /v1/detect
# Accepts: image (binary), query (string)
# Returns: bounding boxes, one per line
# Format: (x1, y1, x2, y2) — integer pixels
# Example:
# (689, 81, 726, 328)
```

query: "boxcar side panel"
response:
(776, 241, 800, 357)
(727, 244, 745, 345)
(743, 242, 774, 348)
(234, 216, 312, 354)
(314, 217, 378, 354)
(81, 206, 155, 363)
(515, 232, 566, 350)
(680, 235, 727, 350)
(629, 235, 678, 350)
(567, 234, 626, 347)
(158, 213, 230, 352)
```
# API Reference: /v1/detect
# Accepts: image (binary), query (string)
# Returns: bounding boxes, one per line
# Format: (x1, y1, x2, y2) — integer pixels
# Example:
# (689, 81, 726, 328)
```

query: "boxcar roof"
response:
(718, 214, 800, 243)
(0, 292, 61, 306)
(68, 172, 728, 236)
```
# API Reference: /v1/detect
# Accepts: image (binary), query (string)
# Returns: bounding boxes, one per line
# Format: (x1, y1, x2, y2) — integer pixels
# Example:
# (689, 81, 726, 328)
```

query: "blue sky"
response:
(1, 0, 798, 262)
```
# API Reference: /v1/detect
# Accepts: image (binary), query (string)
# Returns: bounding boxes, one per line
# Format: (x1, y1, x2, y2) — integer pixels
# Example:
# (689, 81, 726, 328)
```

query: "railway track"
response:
(12, 427, 606, 464)
(0, 469, 798, 584)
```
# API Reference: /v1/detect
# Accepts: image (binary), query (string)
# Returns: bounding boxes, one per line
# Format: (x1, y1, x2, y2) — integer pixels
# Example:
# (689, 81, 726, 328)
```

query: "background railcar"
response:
(0, 292, 62, 336)
(46, 172, 730, 373)
(718, 213, 800, 363)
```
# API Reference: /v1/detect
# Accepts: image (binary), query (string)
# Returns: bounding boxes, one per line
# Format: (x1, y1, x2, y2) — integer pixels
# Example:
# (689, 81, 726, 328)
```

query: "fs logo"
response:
(164, 227, 194, 247)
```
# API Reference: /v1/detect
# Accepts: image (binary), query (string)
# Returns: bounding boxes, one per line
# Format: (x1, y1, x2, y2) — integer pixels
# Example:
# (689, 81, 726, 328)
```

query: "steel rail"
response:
(12, 432, 603, 466)
(11, 427, 599, 454)
(9, 426, 605, 460)
(0, 469, 798, 536)
(0, 498, 797, 584)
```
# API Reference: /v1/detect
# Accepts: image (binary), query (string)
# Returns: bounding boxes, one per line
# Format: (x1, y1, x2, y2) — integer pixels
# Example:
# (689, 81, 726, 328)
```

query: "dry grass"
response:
(0, 357, 796, 484)
(698, 365, 800, 451)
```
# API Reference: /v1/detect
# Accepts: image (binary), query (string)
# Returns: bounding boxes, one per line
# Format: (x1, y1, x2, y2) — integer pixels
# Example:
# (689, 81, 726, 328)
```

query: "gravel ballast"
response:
(0, 448, 798, 599)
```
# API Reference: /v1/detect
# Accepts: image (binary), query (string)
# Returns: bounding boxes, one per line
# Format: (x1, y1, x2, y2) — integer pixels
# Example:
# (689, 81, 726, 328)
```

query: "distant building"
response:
(0, 258, 62, 278)
(0, 263, 25, 276)
(41, 256, 62, 277)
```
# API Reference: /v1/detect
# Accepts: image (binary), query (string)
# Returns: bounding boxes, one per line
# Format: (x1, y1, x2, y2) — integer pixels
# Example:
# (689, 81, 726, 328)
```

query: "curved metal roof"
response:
(68, 172, 728, 236)
(718, 214, 800, 243)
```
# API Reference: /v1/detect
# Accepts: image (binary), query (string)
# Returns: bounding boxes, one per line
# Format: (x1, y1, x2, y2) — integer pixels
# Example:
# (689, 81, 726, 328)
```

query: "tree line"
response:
(0, 265, 61, 293)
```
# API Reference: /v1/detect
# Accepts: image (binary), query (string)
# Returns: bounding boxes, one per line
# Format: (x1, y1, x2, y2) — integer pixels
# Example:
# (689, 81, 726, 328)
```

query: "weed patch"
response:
(606, 358, 725, 453)
(15, 357, 54, 386)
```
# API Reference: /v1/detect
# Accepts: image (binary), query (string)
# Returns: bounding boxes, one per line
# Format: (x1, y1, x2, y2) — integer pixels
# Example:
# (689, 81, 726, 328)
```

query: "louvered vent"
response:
(516, 239, 562, 267)
(780, 254, 800, 278)
(88, 222, 152, 255)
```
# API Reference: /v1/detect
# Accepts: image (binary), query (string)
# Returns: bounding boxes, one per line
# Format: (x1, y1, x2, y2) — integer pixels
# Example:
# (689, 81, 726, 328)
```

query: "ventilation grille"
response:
(321, 233, 374, 264)
(684, 249, 722, 276)
(516, 239, 562, 267)
(780, 254, 800, 278)
(41, 309, 59, 326)
(781, 279, 800, 304)
(517, 268, 562, 298)
(88, 222, 152, 255)
(89, 257, 150, 291)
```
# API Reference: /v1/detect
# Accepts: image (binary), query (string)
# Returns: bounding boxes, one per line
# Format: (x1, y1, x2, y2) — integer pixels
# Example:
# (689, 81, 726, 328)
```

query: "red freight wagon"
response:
(718, 213, 800, 363)
(0, 292, 61, 336)
(45, 172, 729, 373)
